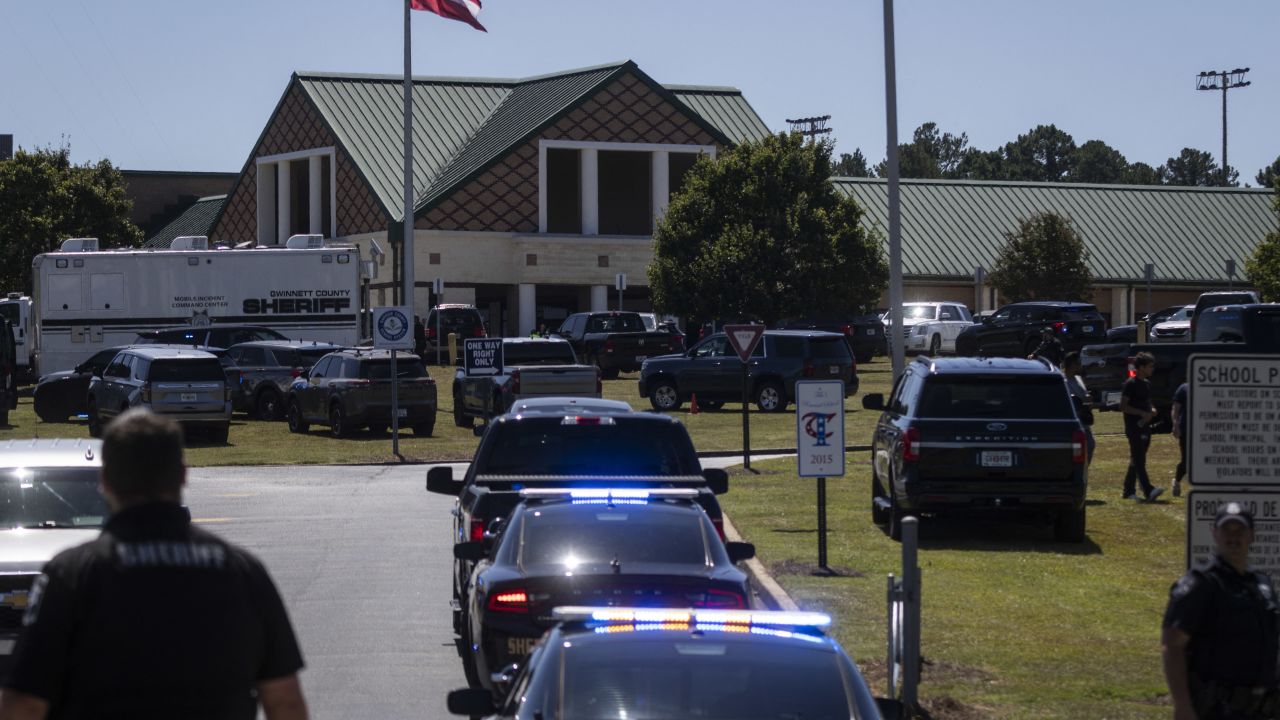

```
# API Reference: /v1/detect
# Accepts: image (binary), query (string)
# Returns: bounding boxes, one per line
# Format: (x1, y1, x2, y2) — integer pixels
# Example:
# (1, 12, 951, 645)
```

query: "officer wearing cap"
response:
(0, 409, 309, 719)
(1163, 502, 1279, 720)
(1027, 325, 1065, 367)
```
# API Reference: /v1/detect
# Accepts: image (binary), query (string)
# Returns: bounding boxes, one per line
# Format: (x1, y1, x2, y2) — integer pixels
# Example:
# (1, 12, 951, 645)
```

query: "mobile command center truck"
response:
(30, 236, 367, 377)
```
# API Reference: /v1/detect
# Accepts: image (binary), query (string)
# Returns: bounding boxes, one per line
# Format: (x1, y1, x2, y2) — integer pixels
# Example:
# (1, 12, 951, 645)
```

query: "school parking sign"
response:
(796, 380, 845, 477)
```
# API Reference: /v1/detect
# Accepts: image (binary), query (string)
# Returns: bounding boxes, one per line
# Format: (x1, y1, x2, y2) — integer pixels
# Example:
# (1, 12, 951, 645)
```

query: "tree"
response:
(1003, 124, 1076, 182)
(872, 122, 971, 179)
(1244, 189, 1280, 302)
(0, 145, 141, 292)
(953, 148, 1007, 181)
(986, 212, 1093, 302)
(832, 148, 871, 178)
(1159, 148, 1238, 186)
(1256, 155, 1280, 189)
(1070, 140, 1128, 184)
(648, 133, 888, 323)
(1121, 161, 1161, 186)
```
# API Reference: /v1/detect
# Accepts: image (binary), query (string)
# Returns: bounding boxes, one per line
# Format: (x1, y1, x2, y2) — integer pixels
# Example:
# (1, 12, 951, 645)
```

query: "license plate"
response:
(1103, 391, 1121, 408)
(506, 636, 537, 656)
(180, 393, 197, 402)
(397, 409, 408, 417)
(635, 355, 646, 362)
(981, 450, 1013, 468)
(829, 365, 839, 374)
(866, 328, 876, 335)
(1083, 325, 1094, 332)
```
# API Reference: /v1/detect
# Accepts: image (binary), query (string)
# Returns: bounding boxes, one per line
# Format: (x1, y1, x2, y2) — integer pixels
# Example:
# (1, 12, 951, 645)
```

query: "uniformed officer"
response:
(1163, 502, 1280, 720)
(0, 409, 309, 720)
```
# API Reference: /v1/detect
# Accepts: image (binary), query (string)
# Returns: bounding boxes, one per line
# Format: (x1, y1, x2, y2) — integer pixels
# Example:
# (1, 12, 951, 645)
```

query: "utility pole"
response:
(1196, 68, 1250, 185)
(786, 115, 833, 142)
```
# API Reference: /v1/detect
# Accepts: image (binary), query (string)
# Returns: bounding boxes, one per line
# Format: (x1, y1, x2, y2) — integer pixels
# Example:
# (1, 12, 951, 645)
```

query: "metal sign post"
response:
(797, 380, 845, 571)
(724, 324, 765, 470)
(372, 306, 413, 457)
(615, 273, 626, 311)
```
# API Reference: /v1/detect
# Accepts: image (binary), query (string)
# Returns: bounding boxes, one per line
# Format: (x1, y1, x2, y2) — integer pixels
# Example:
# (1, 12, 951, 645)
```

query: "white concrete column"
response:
(590, 285, 608, 312)
(256, 163, 276, 247)
(276, 161, 291, 244)
(581, 148, 599, 235)
(518, 283, 537, 336)
(1111, 286, 1130, 326)
(652, 150, 669, 228)
(308, 155, 323, 235)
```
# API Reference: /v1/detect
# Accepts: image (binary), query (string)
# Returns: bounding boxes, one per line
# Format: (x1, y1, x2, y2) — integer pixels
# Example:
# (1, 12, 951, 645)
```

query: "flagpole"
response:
(402, 0, 415, 312)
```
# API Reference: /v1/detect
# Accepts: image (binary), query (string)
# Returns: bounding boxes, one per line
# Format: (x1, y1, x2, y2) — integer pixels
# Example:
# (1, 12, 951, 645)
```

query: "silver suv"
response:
(87, 347, 232, 442)
(0, 439, 110, 672)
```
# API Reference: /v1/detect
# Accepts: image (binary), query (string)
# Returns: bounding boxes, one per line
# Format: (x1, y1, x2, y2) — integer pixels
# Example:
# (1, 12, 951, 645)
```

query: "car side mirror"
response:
(453, 541, 488, 562)
(862, 393, 885, 411)
(725, 541, 755, 563)
(446, 688, 497, 716)
(702, 468, 729, 495)
(425, 466, 462, 496)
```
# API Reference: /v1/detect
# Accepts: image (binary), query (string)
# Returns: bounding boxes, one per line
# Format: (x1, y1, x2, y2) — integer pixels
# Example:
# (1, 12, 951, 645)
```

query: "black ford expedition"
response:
(862, 357, 1089, 542)
(553, 311, 683, 379)
(955, 301, 1106, 358)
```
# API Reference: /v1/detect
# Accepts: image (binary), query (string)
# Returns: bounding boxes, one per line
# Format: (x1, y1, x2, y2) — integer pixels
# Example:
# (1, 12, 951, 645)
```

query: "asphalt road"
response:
(186, 456, 762, 720)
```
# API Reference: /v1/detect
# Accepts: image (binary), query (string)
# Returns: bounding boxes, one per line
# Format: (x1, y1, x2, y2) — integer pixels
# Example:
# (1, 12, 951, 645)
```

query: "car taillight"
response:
(290, 367, 303, 379)
(1072, 429, 1087, 464)
(140, 383, 151, 403)
(474, 326, 486, 338)
(469, 518, 486, 542)
(510, 369, 521, 395)
(711, 517, 725, 541)
(803, 359, 815, 378)
(487, 589, 529, 613)
(693, 589, 746, 609)
(1126, 355, 1136, 379)
(604, 339, 615, 354)
(840, 324, 852, 335)
(902, 427, 921, 463)
(1053, 321, 1067, 333)
(426, 326, 436, 340)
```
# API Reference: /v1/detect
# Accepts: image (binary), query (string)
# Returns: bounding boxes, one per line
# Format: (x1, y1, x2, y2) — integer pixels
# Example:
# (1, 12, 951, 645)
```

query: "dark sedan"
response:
(457, 488, 754, 694)
(32, 346, 127, 422)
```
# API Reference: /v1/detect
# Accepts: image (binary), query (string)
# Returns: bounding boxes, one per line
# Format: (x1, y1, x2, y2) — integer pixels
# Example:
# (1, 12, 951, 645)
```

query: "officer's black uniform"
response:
(1030, 333, 1065, 366)
(6, 502, 304, 719)
(1164, 553, 1280, 719)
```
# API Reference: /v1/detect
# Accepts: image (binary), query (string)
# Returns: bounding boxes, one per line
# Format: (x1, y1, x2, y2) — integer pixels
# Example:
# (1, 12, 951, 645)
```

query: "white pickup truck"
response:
(451, 338, 601, 427)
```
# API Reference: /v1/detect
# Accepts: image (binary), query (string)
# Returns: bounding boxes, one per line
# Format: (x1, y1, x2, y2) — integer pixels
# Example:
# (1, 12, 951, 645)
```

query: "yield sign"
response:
(724, 324, 765, 362)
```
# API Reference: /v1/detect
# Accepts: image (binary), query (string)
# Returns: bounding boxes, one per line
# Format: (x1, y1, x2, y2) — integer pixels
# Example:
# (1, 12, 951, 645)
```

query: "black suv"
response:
(638, 330, 856, 412)
(135, 325, 289, 347)
(423, 304, 486, 361)
(954, 301, 1105, 358)
(862, 357, 1089, 542)
(775, 314, 886, 364)
(285, 348, 437, 437)
(0, 318, 16, 426)
(224, 341, 345, 420)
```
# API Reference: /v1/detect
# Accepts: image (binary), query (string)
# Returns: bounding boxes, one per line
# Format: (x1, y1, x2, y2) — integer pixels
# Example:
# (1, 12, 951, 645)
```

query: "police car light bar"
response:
(518, 488, 700, 500)
(551, 606, 832, 629)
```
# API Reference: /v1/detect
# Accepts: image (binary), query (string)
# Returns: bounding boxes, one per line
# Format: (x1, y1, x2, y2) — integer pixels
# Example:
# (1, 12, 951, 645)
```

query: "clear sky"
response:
(4, 0, 1277, 184)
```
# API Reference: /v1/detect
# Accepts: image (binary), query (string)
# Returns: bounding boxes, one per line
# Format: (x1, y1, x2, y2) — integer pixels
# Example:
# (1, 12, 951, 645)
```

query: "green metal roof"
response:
(295, 61, 769, 221)
(833, 178, 1278, 284)
(144, 195, 227, 249)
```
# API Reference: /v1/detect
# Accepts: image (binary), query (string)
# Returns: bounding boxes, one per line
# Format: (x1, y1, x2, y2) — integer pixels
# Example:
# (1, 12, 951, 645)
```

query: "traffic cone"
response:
(689, 393, 700, 415)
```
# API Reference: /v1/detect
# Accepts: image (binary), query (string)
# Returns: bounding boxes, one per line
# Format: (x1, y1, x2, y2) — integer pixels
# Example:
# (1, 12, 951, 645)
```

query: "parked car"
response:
(452, 338, 600, 427)
(424, 304, 487, 362)
(224, 341, 345, 420)
(862, 356, 1089, 542)
(455, 487, 755, 693)
(881, 302, 974, 355)
(553, 311, 682, 379)
(1106, 325, 1139, 343)
(0, 319, 16, 426)
(1142, 304, 1191, 331)
(86, 347, 232, 442)
(1148, 305, 1195, 343)
(776, 314, 886, 364)
(134, 324, 289, 348)
(638, 329, 856, 412)
(1189, 290, 1261, 338)
(0, 439, 111, 675)
(32, 346, 128, 422)
(446, 608, 891, 720)
(286, 348, 437, 437)
(954, 301, 1106, 358)
(638, 312, 687, 350)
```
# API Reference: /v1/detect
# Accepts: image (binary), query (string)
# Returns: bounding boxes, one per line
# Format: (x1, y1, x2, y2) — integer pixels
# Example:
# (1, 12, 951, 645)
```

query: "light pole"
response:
(1196, 68, 1250, 185)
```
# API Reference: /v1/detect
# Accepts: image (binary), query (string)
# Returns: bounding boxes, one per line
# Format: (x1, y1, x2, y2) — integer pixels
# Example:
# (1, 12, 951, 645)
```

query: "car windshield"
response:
(918, 376, 1074, 419)
(358, 360, 426, 379)
(901, 305, 937, 320)
(505, 343, 577, 365)
(1166, 307, 1194, 322)
(560, 638, 855, 719)
(149, 359, 226, 382)
(0, 468, 109, 529)
(809, 338, 852, 360)
(518, 505, 706, 569)
(477, 421, 700, 476)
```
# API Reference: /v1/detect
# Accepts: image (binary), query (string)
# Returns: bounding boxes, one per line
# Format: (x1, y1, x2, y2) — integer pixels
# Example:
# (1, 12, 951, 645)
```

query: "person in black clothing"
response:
(413, 315, 427, 357)
(1120, 351, 1165, 502)
(1163, 502, 1279, 720)
(1028, 326, 1065, 366)
(0, 409, 309, 720)
(1172, 381, 1189, 497)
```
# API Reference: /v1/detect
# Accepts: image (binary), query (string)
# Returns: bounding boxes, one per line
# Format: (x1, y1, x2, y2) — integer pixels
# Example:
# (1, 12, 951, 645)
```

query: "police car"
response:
(455, 488, 755, 694)
(447, 607, 893, 719)
(0, 439, 110, 671)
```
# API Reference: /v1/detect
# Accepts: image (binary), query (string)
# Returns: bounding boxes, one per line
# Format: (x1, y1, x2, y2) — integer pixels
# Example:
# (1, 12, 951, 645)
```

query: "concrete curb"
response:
(722, 513, 799, 612)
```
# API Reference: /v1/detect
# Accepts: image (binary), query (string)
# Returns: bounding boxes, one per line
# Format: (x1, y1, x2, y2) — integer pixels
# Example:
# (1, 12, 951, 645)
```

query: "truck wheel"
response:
(929, 334, 942, 356)
(601, 367, 620, 380)
(0, 408, 7, 427)
(34, 393, 67, 423)
(209, 423, 230, 444)
(87, 401, 103, 438)
(755, 381, 786, 413)
(453, 395, 474, 428)
(256, 388, 284, 421)
(412, 419, 435, 437)
(287, 401, 309, 434)
(856, 350, 875, 364)
(329, 404, 350, 438)
(1054, 506, 1087, 543)
(649, 380, 682, 411)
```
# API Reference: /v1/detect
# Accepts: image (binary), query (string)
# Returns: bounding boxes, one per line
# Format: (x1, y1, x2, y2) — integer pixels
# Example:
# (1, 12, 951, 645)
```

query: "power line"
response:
(1196, 68, 1251, 185)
